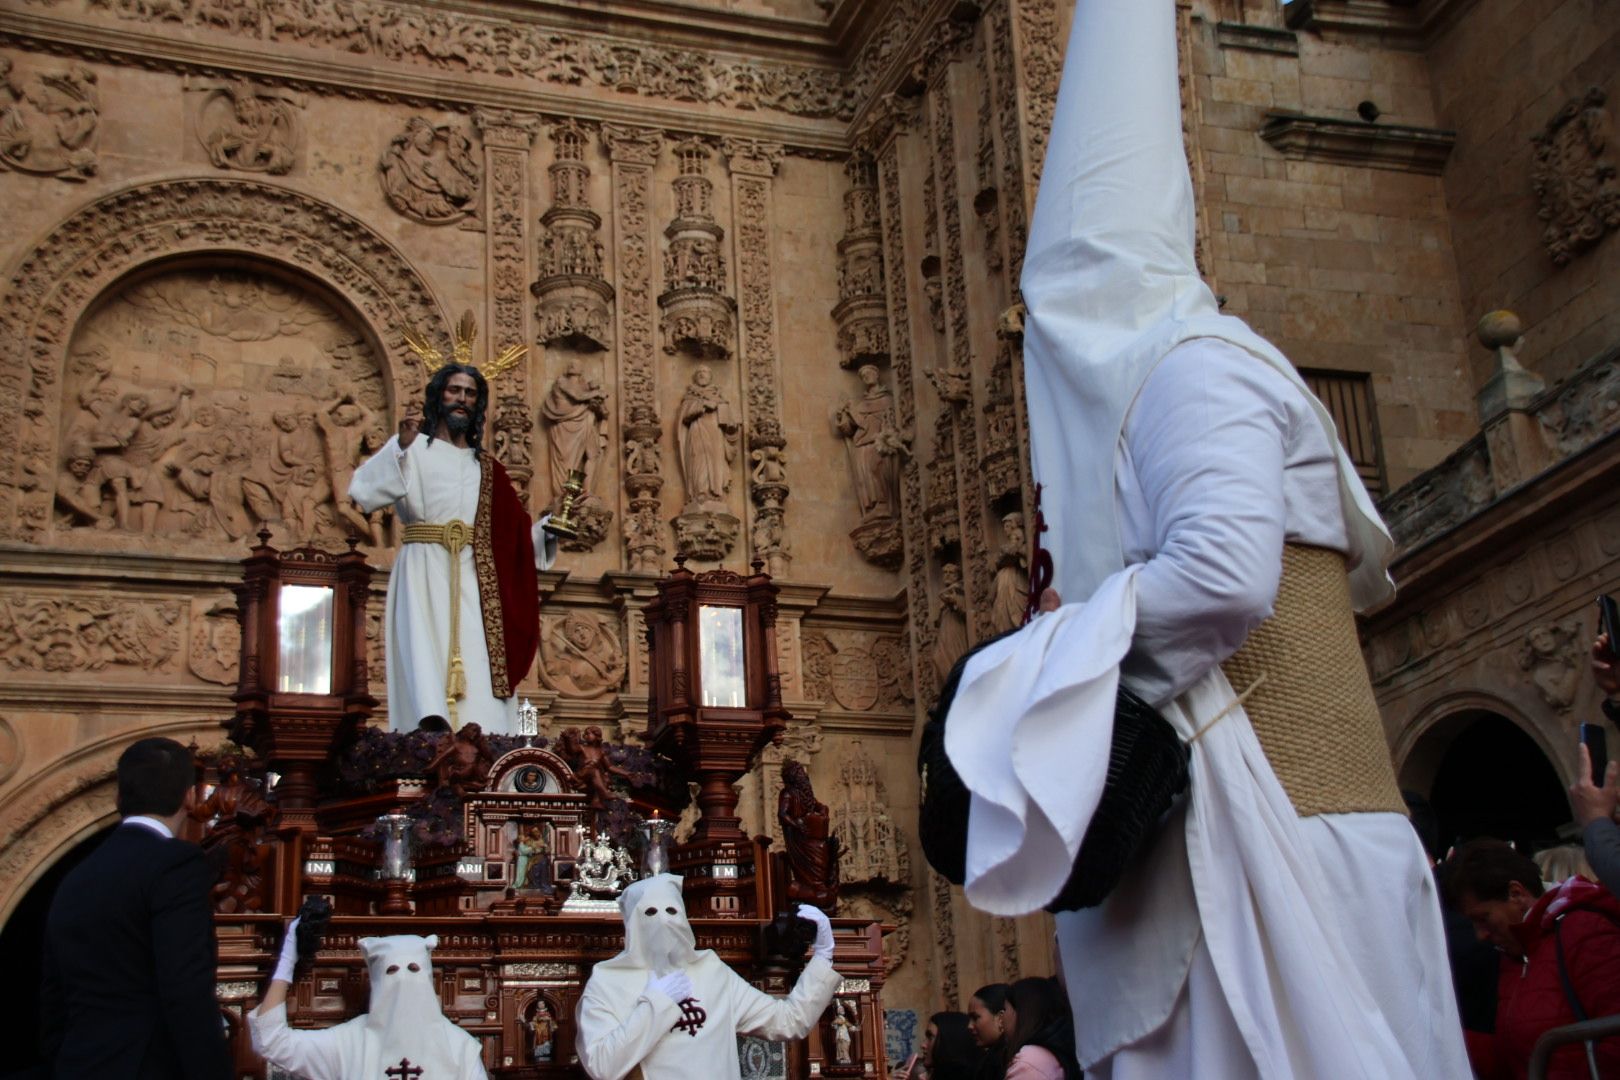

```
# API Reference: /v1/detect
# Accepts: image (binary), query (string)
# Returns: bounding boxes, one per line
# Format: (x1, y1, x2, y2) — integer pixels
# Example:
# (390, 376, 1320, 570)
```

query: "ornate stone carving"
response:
(831, 742, 907, 886)
(192, 79, 301, 175)
(1532, 87, 1619, 266)
(533, 120, 614, 352)
(379, 116, 479, 224)
(0, 594, 183, 673)
(660, 140, 735, 361)
(188, 596, 241, 685)
(673, 506, 740, 563)
(802, 631, 834, 703)
(1519, 617, 1583, 712)
(833, 154, 889, 370)
(84, 0, 853, 120)
(834, 365, 910, 569)
(537, 611, 626, 699)
(604, 126, 666, 572)
(924, 413, 960, 556)
(982, 340, 1021, 502)
(0, 55, 98, 181)
(989, 511, 1029, 635)
(47, 270, 392, 547)
(931, 563, 969, 682)
(722, 138, 792, 579)
(803, 631, 913, 714)
(0, 178, 443, 543)
(540, 358, 611, 551)
(674, 365, 740, 561)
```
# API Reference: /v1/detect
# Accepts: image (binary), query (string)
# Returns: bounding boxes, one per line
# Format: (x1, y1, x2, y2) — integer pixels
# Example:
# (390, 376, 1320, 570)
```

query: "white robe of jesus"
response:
(350, 435, 555, 734)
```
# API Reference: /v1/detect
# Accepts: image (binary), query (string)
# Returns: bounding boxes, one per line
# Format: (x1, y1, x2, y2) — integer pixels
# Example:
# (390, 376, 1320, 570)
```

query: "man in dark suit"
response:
(41, 736, 231, 1079)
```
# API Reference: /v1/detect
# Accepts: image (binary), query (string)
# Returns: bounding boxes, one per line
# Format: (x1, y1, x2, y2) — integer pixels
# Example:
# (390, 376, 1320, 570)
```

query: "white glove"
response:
(798, 903, 834, 962)
(645, 970, 695, 1004)
(272, 916, 302, 985)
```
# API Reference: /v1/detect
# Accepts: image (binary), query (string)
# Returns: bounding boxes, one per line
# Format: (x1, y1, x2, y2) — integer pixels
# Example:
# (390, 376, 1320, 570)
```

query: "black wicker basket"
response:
(918, 636, 1190, 912)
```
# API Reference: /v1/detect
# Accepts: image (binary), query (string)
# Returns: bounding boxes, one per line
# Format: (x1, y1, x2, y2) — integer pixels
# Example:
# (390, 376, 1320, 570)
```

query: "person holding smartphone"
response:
(1574, 631, 1620, 896)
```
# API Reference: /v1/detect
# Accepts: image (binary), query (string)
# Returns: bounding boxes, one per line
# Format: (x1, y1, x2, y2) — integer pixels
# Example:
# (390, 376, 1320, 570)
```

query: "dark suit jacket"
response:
(41, 821, 231, 1080)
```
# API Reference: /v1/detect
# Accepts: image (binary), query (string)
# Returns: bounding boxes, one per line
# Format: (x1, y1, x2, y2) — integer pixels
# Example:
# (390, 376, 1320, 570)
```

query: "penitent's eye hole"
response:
(408, 963, 420, 972)
(645, 906, 658, 916)
(386, 964, 400, 974)
(666, 906, 678, 915)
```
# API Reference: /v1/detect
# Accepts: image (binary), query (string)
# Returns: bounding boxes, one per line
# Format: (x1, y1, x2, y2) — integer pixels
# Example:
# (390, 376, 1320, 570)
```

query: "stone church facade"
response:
(0, 0, 1614, 1052)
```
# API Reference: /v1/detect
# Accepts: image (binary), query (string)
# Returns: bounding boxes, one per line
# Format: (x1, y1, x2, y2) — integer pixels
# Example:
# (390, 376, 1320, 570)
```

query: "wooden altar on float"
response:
(201, 534, 891, 1078)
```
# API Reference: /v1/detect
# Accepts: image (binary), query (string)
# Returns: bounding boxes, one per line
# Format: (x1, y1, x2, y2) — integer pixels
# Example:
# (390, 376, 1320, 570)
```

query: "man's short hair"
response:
(1443, 837, 1546, 907)
(116, 737, 195, 817)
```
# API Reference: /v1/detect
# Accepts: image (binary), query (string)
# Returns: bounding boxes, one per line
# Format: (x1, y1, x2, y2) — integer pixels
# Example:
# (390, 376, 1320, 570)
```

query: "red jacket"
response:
(1465, 878, 1620, 1080)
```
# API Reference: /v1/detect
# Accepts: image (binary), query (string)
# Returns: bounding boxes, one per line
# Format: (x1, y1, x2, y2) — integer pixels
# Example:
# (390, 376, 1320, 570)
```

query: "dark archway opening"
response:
(0, 825, 115, 1076)
(1421, 713, 1571, 853)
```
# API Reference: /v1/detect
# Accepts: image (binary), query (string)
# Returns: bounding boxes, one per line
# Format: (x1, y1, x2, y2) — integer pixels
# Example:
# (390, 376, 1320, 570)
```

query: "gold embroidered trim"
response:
(472, 459, 511, 699)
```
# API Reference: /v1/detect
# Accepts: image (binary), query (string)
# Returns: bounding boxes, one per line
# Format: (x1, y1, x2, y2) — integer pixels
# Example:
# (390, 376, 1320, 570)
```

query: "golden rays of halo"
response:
(401, 309, 527, 389)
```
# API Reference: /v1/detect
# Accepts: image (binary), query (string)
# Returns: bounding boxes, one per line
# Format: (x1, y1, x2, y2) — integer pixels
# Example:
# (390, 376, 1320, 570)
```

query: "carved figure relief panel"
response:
(52, 267, 391, 549)
(0, 54, 99, 181)
(379, 115, 480, 224)
(1533, 88, 1619, 266)
(537, 610, 626, 699)
(188, 78, 303, 176)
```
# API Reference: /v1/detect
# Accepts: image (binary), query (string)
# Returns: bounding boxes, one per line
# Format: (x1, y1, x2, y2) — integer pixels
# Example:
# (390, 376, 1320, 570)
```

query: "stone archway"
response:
(0, 176, 450, 543)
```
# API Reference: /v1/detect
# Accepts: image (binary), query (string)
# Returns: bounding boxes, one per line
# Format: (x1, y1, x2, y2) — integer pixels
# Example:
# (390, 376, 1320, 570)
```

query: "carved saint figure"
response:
(56, 440, 115, 529)
(833, 364, 905, 523)
(831, 1000, 857, 1065)
(316, 395, 385, 544)
(380, 116, 479, 223)
(191, 755, 279, 913)
(528, 997, 556, 1063)
(677, 366, 739, 511)
(1519, 618, 1583, 711)
(0, 57, 99, 179)
(931, 562, 969, 682)
(991, 511, 1031, 634)
(541, 359, 608, 504)
(778, 760, 838, 910)
(202, 84, 297, 174)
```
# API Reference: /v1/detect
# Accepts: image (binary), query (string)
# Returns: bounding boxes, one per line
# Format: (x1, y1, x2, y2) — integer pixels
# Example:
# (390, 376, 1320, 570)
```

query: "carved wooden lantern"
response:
(644, 557, 787, 917)
(230, 528, 375, 832)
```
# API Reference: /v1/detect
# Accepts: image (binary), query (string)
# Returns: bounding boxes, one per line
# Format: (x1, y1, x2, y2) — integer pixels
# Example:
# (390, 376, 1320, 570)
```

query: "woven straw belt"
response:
(401, 519, 473, 725)
(1219, 544, 1406, 818)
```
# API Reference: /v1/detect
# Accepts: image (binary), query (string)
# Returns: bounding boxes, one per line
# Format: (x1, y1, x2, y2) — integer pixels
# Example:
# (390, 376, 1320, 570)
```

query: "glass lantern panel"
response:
(277, 584, 334, 694)
(698, 604, 746, 708)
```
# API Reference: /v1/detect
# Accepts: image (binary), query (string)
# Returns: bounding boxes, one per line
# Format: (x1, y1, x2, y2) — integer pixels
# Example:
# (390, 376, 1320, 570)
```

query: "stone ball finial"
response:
(1477, 309, 1524, 350)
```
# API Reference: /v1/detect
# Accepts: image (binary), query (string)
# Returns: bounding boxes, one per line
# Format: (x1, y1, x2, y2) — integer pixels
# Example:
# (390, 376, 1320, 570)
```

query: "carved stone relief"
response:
(379, 116, 480, 224)
(1532, 88, 1619, 266)
(539, 358, 612, 551)
(0, 178, 444, 543)
(188, 596, 241, 686)
(537, 611, 626, 699)
(1518, 617, 1583, 712)
(191, 79, 302, 175)
(800, 631, 914, 713)
(673, 365, 740, 560)
(84, 0, 852, 120)
(835, 365, 910, 569)
(50, 268, 391, 547)
(932, 563, 969, 683)
(831, 742, 908, 886)
(0, 55, 98, 181)
(0, 594, 183, 673)
(833, 154, 889, 370)
(533, 120, 613, 352)
(660, 140, 735, 362)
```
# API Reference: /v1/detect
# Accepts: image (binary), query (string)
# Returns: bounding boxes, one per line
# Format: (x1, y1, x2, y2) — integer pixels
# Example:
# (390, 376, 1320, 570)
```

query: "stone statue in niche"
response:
(539, 358, 613, 549)
(0, 55, 98, 180)
(932, 563, 969, 682)
(677, 365, 740, 511)
(56, 267, 393, 548)
(538, 613, 627, 700)
(990, 511, 1030, 634)
(1519, 617, 1584, 711)
(833, 364, 907, 522)
(379, 116, 480, 224)
(197, 82, 300, 175)
(778, 759, 838, 910)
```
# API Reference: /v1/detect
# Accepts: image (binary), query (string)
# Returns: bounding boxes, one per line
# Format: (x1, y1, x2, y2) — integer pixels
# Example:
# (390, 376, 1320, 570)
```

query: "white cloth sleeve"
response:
(575, 983, 683, 1080)
(247, 1002, 349, 1080)
(1118, 341, 1290, 705)
(349, 434, 409, 513)
(532, 515, 559, 571)
(730, 955, 842, 1041)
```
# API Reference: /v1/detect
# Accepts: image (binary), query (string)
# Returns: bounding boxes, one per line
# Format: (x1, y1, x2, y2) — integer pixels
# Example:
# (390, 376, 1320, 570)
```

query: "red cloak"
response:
(472, 454, 538, 698)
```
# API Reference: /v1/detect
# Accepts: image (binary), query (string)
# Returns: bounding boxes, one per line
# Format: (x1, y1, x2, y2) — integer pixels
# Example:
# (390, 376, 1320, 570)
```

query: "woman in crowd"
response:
(1001, 977, 1081, 1080)
(894, 1011, 980, 1080)
(966, 983, 1010, 1080)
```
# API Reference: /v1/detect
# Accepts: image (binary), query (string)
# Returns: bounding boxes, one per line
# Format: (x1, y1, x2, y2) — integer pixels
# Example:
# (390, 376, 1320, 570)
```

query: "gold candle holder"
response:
(543, 468, 586, 540)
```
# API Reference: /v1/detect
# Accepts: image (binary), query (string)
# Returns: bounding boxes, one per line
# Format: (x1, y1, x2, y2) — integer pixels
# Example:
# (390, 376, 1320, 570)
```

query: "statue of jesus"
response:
(349, 363, 557, 733)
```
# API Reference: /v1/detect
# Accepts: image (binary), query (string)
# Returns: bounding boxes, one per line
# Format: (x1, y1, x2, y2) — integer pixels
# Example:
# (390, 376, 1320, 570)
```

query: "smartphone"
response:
(1581, 722, 1609, 785)
(1598, 594, 1620, 652)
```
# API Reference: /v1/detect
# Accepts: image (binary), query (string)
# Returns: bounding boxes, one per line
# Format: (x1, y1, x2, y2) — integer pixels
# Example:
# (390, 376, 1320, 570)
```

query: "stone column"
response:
(473, 108, 541, 504)
(722, 138, 791, 579)
(602, 124, 665, 573)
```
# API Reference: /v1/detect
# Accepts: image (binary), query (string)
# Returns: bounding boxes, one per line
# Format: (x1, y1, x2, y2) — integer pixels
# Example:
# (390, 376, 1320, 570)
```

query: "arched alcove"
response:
(1402, 709, 1571, 852)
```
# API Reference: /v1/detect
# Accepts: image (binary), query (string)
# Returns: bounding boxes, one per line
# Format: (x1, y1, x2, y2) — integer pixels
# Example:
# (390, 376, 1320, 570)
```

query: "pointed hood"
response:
(1020, 0, 1393, 608)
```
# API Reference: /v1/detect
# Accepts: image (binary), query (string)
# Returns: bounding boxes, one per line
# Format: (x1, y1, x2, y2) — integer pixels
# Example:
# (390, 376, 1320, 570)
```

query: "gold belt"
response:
(402, 519, 473, 726)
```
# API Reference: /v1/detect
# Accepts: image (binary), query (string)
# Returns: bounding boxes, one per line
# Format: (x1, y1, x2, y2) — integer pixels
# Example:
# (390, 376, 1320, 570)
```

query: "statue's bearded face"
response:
(442, 372, 478, 435)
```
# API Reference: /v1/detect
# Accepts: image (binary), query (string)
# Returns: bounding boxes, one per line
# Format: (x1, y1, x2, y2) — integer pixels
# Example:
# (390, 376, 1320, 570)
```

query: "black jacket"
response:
(41, 822, 231, 1080)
